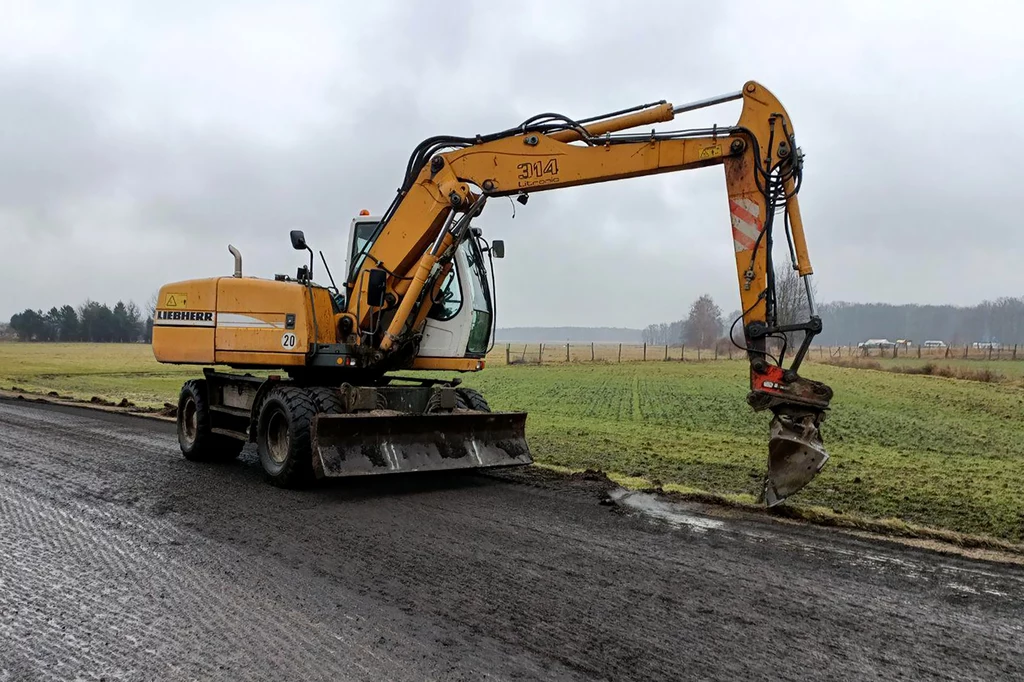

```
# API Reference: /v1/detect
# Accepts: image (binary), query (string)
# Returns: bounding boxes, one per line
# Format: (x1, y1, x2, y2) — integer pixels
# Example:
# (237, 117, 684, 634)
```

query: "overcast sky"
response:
(2, 0, 1022, 328)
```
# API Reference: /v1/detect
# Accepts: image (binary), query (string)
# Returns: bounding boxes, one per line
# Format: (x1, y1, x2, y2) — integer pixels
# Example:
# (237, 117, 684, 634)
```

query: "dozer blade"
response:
(311, 411, 532, 478)
(763, 414, 830, 507)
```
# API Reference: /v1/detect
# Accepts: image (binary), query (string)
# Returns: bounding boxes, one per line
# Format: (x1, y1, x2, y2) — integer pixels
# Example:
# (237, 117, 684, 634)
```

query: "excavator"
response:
(152, 80, 833, 506)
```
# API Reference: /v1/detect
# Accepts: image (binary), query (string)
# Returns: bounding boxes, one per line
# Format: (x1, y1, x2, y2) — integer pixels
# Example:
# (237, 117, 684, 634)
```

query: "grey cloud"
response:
(1, 0, 1022, 326)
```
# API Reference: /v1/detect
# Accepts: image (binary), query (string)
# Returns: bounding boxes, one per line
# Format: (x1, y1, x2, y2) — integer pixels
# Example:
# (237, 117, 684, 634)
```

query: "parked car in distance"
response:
(858, 338, 896, 349)
(923, 340, 947, 348)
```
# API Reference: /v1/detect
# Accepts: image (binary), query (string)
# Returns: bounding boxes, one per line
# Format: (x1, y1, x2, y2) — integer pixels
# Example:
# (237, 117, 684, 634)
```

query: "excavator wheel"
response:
(308, 386, 345, 415)
(455, 388, 491, 412)
(256, 385, 318, 488)
(177, 379, 245, 463)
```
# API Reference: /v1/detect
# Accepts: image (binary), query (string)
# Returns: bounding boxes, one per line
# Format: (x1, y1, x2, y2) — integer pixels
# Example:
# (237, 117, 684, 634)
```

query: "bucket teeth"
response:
(763, 414, 830, 507)
(311, 411, 531, 478)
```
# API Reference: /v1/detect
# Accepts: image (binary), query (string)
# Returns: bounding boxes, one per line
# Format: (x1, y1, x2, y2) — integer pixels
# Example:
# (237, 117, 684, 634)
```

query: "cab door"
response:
(419, 247, 473, 357)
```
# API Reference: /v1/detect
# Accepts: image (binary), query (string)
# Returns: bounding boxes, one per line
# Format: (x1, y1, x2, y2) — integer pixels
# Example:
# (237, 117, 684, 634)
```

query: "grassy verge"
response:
(2, 342, 1022, 543)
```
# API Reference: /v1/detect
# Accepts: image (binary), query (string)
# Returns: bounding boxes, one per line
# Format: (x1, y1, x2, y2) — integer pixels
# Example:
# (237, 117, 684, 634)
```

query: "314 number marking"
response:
(517, 158, 560, 187)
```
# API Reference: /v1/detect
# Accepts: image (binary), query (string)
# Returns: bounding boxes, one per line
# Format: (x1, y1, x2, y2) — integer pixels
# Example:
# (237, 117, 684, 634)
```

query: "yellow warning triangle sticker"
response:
(165, 294, 177, 307)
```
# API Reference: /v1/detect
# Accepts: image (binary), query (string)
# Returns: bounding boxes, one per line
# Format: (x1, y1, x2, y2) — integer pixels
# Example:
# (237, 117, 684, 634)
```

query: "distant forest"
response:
(496, 327, 642, 343)
(814, 299, 1024, 345)
(6, 300, 152, 343)
(641, 297, 1024, 347)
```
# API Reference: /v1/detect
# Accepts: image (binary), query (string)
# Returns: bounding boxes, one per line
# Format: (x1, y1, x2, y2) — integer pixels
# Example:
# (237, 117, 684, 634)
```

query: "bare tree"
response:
(773, 266, 818, 347)
(144, 292, 159, 343)
(684, 294, 723, 349)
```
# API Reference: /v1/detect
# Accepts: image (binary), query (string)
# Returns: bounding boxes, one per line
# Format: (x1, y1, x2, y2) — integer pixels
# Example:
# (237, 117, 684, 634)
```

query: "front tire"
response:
(456, 387, 491, 412)
(177, 379, 244, 462)
(256, 386, 318, 488)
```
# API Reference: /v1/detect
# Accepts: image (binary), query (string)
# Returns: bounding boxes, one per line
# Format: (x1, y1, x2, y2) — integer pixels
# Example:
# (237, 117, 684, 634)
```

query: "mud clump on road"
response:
(567, 468, 615, 486)
(487, 465, 619, 500)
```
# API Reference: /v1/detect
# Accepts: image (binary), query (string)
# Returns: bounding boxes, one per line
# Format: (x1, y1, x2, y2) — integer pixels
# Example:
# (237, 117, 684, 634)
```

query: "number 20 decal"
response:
(281, 332, 297, 350)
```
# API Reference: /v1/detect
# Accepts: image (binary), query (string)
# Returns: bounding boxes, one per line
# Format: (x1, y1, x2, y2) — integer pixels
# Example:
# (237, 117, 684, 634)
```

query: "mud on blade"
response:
(763, 413, 829, 507)
(311, 411, 532, 478)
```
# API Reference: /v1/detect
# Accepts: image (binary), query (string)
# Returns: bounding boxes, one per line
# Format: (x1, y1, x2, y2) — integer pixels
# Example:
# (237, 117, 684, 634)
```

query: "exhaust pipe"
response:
(228, 244, 242, 277)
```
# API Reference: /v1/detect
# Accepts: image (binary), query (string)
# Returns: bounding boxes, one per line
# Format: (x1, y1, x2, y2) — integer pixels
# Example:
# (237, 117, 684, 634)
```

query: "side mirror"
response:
(290, 230, 307, 251)
(366, 268, 387, 307)
(490, 240, 505, 259)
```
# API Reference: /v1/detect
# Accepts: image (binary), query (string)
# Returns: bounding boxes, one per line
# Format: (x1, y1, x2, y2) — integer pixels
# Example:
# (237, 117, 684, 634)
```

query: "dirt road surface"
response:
(1, 398, 1022, 681)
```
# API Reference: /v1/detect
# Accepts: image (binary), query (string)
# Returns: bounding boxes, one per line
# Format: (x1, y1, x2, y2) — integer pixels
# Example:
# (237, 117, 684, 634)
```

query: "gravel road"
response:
(1, 398, 1022, 681)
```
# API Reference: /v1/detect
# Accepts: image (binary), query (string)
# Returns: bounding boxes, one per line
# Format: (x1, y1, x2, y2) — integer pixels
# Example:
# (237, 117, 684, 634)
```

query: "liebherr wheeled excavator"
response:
(152, 81, 833, 506)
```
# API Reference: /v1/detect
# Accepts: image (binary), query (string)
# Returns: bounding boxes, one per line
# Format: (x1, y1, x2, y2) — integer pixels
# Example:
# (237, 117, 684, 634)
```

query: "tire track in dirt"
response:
(0, 402, 592, 681)
(2, 398, 1024, 681)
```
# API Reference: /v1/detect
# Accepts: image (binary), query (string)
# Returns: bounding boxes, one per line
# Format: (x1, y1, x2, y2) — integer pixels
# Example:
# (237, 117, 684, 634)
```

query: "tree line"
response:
(815, 298, 1024, 345)
(8, 299, 154, 343)
(645, 271, 1023, 348)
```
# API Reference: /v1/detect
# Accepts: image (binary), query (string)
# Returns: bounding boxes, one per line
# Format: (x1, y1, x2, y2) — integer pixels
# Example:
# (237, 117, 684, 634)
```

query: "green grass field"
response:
(2, 342, 1023, 542)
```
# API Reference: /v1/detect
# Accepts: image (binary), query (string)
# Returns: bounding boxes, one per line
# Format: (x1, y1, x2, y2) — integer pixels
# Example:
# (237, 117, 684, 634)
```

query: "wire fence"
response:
(487, 342, 1023, 365)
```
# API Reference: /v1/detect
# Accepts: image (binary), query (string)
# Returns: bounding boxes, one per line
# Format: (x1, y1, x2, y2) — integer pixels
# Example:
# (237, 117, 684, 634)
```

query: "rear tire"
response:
(456, 387, 491, 412)
(256, 386, 318, 488)
(177, 380, 245, 462)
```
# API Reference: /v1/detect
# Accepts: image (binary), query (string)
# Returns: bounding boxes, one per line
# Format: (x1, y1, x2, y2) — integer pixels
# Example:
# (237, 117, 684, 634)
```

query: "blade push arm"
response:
(348, 81, 833, 505)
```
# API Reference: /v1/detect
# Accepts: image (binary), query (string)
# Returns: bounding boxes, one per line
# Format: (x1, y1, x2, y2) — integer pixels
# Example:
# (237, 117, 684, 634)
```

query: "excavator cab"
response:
(345, 213, 498, 360)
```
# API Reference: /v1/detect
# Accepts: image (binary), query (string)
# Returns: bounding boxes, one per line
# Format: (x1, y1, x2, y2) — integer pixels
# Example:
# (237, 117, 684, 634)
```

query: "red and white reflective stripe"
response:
(729, 197, 762, 253)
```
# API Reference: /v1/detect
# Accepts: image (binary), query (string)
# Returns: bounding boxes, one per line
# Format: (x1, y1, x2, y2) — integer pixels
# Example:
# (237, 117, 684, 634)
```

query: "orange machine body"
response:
(152, 277, 336, 368)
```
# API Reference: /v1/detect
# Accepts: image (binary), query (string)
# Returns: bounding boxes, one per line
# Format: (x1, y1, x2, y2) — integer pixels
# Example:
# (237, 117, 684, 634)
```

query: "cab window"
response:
(348, 221, 378, 280)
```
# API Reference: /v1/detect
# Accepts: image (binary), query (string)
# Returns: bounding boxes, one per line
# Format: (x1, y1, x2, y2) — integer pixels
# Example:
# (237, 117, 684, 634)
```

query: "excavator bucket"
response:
(311, 410, 532, 478)
(763, 414, 830, 507)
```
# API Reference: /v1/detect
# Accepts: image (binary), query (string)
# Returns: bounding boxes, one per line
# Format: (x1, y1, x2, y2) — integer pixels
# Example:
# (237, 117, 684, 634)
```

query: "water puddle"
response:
(608, 489, 725, 532)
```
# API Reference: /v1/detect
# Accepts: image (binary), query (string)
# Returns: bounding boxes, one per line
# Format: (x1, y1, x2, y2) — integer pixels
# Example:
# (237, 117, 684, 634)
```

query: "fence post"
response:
(566, 343, 570, 362)
(727, 345, 732, 360)
(1014, 344, 1018, 360)
(893, 344, 898, 358)
(682, 345, 685, 362)
(964, 345, 968, 358)
(643, 343, 647, 361)
(618, 343, 622, 363)
(714, 345, 719, 360)
(944, 345, 950, 358)
(989, 345, 993, 360)
(697, 346, 701, 361)
(664, 344, 668, 361)
(539, 343, 543, 364)
(592, 342, 596, 362)
(917, 344, 921, 358)
(506, 343, 511, 365)
(819, 346, 823, 358)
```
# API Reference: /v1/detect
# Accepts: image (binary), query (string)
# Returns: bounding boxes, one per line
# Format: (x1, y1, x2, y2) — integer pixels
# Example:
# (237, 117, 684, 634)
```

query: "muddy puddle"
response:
(607, 488, 725, 532)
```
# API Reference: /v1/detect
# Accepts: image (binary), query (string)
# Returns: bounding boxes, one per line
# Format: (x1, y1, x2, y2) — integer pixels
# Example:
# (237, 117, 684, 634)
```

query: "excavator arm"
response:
(346, 81, 833, 505)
